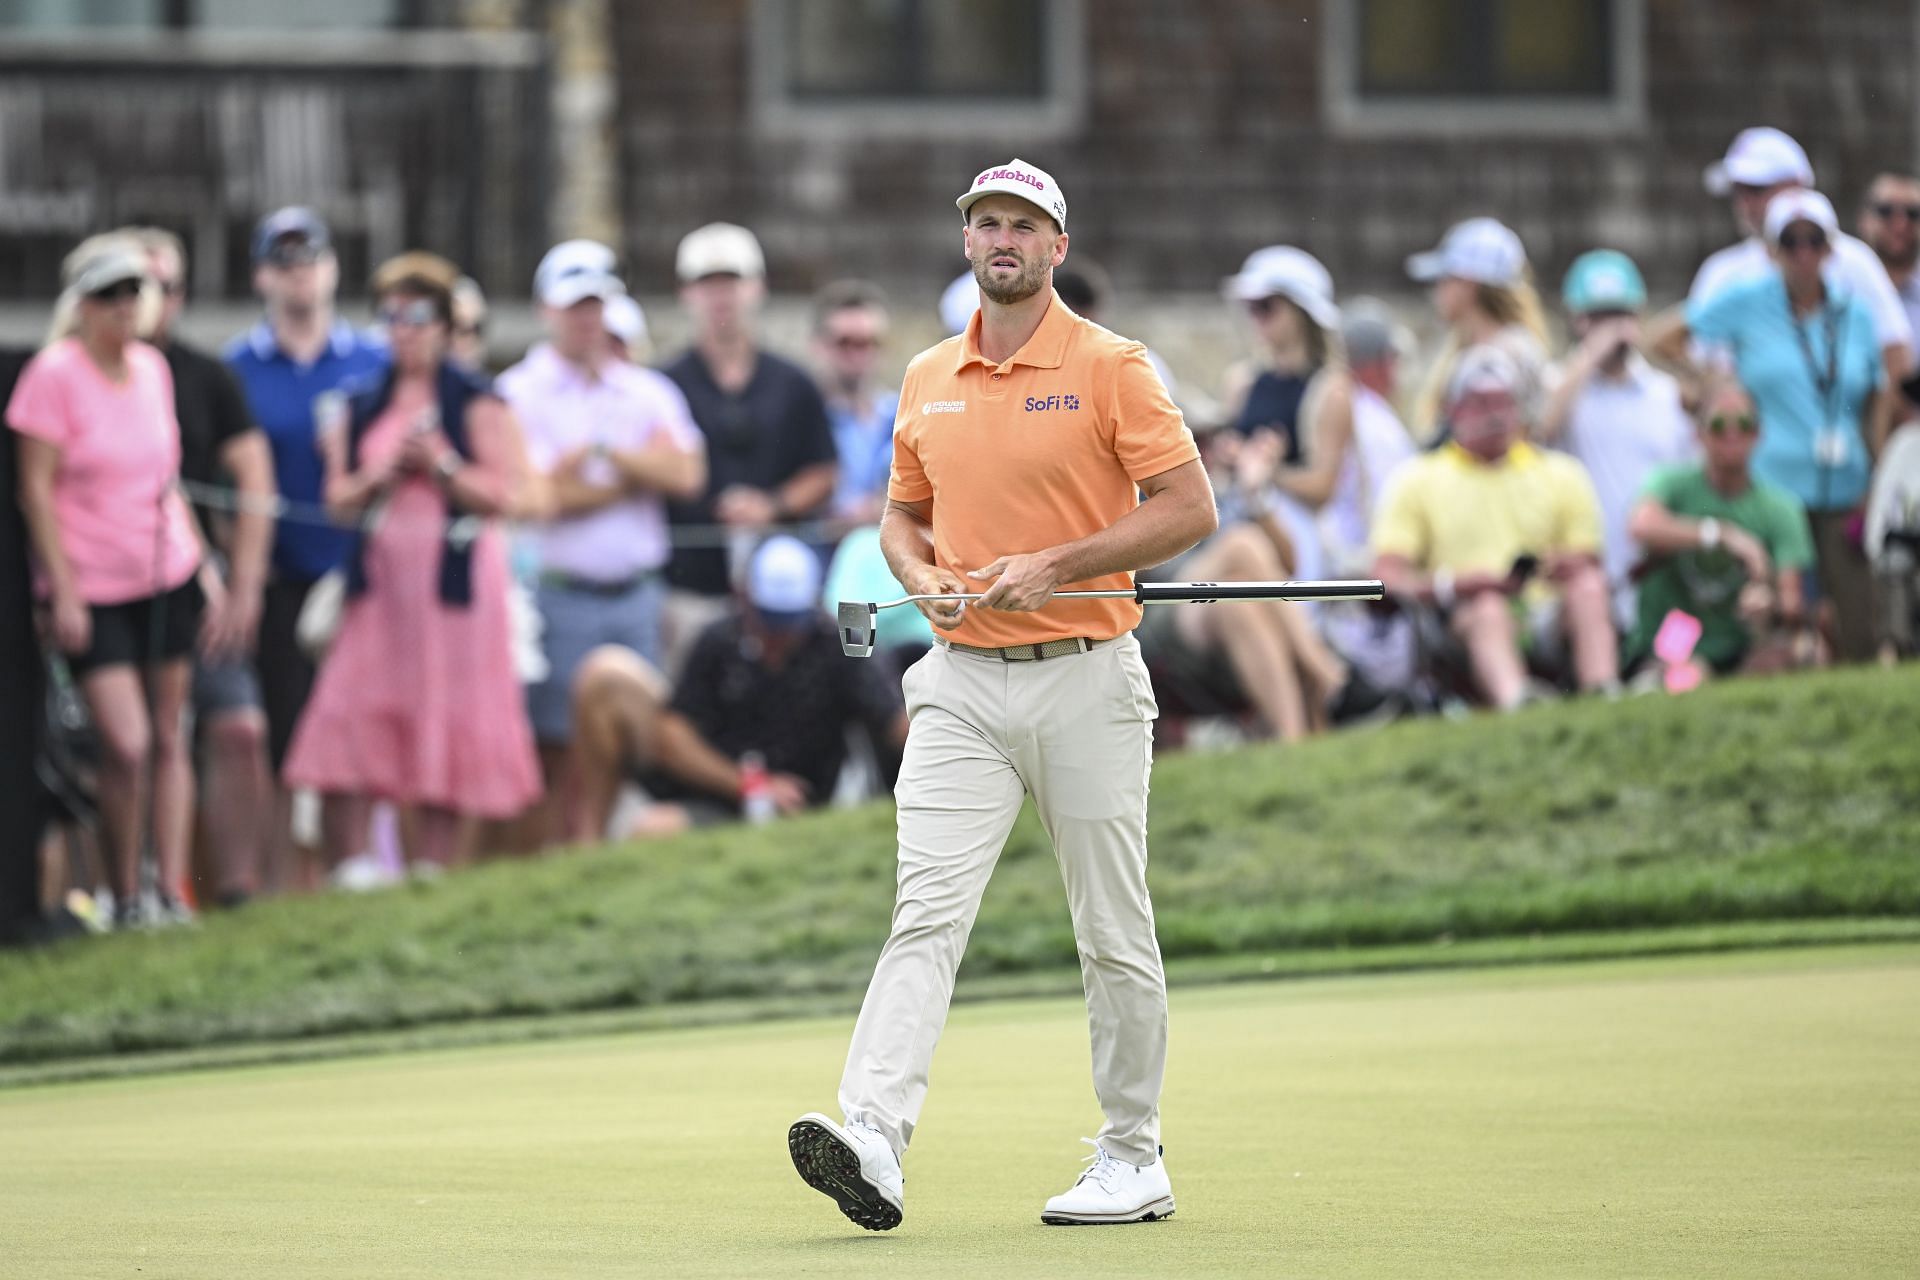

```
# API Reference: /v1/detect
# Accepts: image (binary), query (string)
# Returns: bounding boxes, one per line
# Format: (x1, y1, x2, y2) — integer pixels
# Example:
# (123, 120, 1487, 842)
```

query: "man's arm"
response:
(204, 430, 274, 657)
(968, 458, 1218, 611)
(879, 497, 969, 629)
(1628, 495, 1771, 581)
(609, 440, 706, 501)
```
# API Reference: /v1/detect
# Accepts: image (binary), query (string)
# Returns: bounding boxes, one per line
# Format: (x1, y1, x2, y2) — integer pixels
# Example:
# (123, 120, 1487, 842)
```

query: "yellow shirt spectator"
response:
(1372, 441, 1603, 595)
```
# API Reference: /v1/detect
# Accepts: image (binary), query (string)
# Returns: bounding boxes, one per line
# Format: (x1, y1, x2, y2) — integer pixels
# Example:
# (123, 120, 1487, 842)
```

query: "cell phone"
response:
(1508, 553, 1539, 584)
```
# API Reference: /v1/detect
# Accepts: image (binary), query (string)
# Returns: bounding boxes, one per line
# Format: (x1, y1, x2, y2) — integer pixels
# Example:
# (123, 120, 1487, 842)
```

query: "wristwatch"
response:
(1698, 517, 1722, 550)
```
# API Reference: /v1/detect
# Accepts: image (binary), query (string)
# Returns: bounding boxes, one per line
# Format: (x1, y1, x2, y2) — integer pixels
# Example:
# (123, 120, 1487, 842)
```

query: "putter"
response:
(836, 579, 1386, 657)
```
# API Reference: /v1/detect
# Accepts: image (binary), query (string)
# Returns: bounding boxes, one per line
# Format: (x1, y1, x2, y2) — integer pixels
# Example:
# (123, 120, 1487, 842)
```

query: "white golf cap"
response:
(66, 242, 149, 297)
(1222, 245, 1340, 331)
(535, 239, 625, 308)
(676, 222, 765, 282)
(1762, 188, 1840, 245)
(956, 158, 1067, 229)
(746, 535, 823, 617)
(603, 293, 649, 346)
(938, 271, 978, 336)
(1704, 127, 1814, 197)
(1407, 217, 1528, 287)
(1444, 343, 1525, 406)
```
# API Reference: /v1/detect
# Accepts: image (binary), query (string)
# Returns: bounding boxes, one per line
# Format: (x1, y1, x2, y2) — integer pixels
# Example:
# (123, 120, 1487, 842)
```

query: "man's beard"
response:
(972, 252, 1048, 305)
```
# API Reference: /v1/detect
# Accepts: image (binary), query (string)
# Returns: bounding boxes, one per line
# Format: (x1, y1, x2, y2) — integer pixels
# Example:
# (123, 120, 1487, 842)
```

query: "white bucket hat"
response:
(1222, 246, 1340, 331)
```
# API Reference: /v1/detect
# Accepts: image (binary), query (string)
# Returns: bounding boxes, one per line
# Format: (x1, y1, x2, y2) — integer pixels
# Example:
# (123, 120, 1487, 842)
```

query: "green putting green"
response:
(6, 945, 1916, 1278)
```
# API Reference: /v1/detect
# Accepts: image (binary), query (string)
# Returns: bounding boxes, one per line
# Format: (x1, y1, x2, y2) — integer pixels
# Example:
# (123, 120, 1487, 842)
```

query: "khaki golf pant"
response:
(840, 633, 1167, 1167)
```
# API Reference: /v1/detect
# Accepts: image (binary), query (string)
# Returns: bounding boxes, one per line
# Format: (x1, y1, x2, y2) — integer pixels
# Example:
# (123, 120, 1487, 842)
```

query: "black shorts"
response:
(628, 767, 739, 827)
(67, 576, 204, 678)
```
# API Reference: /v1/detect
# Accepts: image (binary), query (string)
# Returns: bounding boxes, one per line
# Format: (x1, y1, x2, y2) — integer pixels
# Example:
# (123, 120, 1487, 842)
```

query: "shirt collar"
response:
(952, 290, 1075, 375)
(1442, 439, 1541, 470)
(527, 341, 610, 390)
(248, 318, 365, 363)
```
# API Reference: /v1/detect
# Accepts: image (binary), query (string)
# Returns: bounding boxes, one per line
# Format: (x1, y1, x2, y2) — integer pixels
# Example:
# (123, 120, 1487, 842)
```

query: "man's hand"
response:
(714, 485, 777, 528)
(1451, 569, 1523, 599)
(905, 563, 970, 630)
(199, 567, 261, 661)
(969, 550, 1064, 612)
(768, 773, 810, 817)
(1723, 526, 1773, 583)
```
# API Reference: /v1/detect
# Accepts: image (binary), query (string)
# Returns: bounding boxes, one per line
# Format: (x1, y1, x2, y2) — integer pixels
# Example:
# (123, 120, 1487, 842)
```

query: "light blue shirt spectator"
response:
(828, 389, 900, 519)
(1687, 276, 1881, 511)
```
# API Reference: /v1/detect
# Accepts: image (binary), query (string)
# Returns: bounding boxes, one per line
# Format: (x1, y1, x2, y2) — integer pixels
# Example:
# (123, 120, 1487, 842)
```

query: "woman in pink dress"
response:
(283, 253, 540, 869)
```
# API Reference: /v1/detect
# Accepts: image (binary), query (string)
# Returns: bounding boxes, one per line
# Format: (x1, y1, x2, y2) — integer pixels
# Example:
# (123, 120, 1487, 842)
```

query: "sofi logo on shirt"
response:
(1025, 393, 1081, 412)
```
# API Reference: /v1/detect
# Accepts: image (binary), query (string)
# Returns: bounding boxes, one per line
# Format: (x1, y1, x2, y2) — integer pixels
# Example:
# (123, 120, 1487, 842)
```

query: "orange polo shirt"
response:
(889, 291, 1199, 647)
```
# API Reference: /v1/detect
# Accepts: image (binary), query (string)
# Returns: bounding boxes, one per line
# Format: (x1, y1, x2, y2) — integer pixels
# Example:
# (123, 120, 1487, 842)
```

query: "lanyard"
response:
(1790, 299, 1844, 419)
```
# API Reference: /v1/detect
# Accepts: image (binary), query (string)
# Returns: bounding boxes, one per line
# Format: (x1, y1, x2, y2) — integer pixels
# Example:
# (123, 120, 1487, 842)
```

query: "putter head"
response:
(837, 601, 878, 658)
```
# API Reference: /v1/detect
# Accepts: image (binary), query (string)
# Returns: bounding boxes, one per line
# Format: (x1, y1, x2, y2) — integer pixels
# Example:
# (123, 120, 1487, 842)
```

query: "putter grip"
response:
(1133, 580, 1384, 603)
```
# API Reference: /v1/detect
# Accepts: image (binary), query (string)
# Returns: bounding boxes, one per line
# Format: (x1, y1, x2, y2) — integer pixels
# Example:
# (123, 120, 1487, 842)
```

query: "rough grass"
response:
(1, 666, 1916, 1068)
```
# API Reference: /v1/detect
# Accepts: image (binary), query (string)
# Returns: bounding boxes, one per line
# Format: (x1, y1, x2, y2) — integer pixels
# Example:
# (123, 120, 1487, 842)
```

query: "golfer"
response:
(790, 159, 1217, 1230)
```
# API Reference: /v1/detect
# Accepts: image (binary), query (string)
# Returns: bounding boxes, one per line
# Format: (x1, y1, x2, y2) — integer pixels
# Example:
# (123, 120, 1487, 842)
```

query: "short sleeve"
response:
(5, 349, 73, 448)
(208, 358, 257, 451)
(1552, 459, 1605, 554)
(1369, 466, 1429, 564)
(887, 383, 931, 502)
(782, 369, 838, 472)
(1764, 492, 1816, 571)
(1842, 238, 1914, 357)
(668, 622, 728, 728)
(1686, 283, 1746, 348)
(646, 375, 705, 454)
(1639, 464, 1692, 506)
(1110, 346, 1199, 482)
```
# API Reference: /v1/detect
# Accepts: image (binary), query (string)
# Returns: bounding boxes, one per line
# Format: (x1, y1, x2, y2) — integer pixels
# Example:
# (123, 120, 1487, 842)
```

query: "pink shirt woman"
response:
(8, 239, 212, 926)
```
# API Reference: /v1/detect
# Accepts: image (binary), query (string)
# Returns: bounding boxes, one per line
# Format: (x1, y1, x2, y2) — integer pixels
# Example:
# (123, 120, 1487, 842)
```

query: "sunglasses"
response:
(830, 334, 882, 352)
(87, 279, 143, 302)
(1707, 413, 1758, 437)
(378, 298, 441, 328)
(264, 240, 323, 269)
(1779, 230, 1828, 252)
(1872, 202, 1920, 222)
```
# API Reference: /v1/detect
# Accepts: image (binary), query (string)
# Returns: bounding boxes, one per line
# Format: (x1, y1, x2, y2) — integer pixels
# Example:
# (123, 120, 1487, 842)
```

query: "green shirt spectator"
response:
(1627, 463, 1814, 671)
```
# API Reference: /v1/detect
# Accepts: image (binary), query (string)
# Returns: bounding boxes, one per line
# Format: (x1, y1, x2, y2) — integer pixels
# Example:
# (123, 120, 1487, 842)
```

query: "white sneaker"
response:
(1041, 1139, 1175, 1225)
(788, 1112, 904, 1231)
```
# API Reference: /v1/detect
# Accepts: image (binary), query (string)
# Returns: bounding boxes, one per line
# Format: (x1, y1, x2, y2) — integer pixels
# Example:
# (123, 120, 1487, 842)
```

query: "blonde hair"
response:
(1411, 268, 1549, 439)
(46, 231, 162, 348)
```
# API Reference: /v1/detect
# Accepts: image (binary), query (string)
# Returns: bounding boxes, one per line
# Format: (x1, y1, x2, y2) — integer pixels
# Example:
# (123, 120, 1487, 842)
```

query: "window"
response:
(1323, 0, 1644, 135)
(752, 0, 1085, 137)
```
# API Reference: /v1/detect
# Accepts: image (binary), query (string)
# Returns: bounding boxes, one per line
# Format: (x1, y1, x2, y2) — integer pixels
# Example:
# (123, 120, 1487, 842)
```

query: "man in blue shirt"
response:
(810, 280, 900, 525)
(224, 207, 386, 880)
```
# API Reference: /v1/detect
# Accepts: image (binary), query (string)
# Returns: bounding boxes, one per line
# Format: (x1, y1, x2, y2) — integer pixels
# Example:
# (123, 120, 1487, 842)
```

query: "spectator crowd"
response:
(9, 123, 1920, 937)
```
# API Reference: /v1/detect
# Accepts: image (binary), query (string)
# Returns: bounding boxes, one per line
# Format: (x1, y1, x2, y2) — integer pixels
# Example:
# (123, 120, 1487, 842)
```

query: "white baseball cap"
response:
(1762, 188, 1840, 245)
(676, 222, 765, 282)
(603, 293, 649, 346)
(746, 535, 823, 619)
(535, 240, 625, 308)
(1222, 245, 1340, 331)
(938, 272, 978, 336)
(1407, 218, 1528, 287)
(956, 158, 1067, 229)
(1704, 127, 1814, 197)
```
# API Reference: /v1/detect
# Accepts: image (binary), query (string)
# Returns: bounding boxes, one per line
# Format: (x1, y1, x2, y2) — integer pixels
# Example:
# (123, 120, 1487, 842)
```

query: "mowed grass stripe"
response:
(3, 946, 1916, 1279)
(4, 666, 1918, 1066)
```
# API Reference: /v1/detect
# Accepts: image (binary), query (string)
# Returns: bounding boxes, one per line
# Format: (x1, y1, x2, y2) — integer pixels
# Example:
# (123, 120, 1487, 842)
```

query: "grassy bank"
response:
(2, 666, 1916, 1068)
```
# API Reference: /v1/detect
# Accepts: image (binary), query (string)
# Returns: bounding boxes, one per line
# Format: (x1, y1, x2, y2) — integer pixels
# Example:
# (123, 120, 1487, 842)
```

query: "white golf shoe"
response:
(1040, 1138, 1175, 1225)
(788, 1112, 904, 1231)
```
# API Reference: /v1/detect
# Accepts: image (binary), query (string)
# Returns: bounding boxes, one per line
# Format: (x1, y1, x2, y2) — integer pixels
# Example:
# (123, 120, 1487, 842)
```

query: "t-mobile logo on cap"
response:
(976, 167, 1044, 192)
